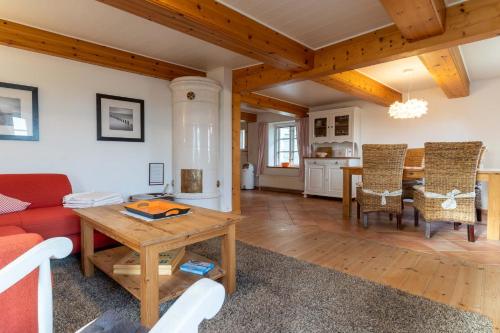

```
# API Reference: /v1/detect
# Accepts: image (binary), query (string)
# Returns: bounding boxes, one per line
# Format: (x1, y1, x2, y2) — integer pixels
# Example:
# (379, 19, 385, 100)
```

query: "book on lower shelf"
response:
(113, 247, 185, 275)
(179, 260, 215, 276)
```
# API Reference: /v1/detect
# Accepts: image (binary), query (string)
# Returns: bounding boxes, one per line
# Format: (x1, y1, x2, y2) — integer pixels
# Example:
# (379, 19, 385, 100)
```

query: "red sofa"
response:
(0, 226, 42, 333)
(0, 174, 113, 253)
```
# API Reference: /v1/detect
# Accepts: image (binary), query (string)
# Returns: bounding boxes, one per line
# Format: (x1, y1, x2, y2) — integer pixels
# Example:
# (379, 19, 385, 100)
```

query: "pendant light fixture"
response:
(388, 69, 428, 119)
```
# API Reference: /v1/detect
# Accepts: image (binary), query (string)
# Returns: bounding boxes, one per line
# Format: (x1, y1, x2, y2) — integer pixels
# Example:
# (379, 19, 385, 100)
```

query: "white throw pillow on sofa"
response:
(0, 193, 31, 214)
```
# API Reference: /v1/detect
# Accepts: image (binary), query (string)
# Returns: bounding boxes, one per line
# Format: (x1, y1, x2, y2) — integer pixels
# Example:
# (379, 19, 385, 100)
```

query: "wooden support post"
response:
(80, 219, 94, 277)
(140, 246, 159, 328)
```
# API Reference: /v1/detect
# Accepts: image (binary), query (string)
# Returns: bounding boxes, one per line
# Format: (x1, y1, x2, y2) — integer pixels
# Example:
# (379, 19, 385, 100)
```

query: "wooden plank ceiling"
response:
(0, 19, 203, 80)
(381, 0, 470, 98)
(97, 0, 314, 72)
(233, 0, 498, 95)
(97, 0, 402, 108)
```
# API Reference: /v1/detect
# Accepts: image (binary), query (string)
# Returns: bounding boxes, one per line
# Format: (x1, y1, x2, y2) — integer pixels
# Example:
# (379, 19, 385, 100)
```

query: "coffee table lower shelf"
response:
(90, 246, 225, 303)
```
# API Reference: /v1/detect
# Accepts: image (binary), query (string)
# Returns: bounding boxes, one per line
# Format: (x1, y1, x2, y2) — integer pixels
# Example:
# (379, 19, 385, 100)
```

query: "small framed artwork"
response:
(0, 82, 39, 141)
(149, 163, 165, 185)
(96, 93, 144, 142)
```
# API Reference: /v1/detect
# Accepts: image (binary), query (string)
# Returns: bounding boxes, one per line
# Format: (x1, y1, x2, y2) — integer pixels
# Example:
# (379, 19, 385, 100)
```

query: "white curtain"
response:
(256, 122, 268, 176)
(295, 117, 310, 179)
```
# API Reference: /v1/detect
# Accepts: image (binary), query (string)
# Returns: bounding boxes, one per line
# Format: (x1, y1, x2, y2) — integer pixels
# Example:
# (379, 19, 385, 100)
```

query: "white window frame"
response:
(271, 122, 298, 167)
(240, 128, 247, 151)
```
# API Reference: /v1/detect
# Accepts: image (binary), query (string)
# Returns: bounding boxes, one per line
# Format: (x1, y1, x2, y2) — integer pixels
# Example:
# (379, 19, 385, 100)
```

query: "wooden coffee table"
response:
(74, 204, 241, 328)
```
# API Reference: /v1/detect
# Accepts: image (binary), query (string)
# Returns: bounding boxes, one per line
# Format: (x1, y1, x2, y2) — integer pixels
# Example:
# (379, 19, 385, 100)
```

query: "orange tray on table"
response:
(125, 200, 191, 219)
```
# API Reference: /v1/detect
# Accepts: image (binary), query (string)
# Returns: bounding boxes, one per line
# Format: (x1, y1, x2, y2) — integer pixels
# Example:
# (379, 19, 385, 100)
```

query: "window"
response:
(274, 123, 298, 166)
(240, 129, 247, 150)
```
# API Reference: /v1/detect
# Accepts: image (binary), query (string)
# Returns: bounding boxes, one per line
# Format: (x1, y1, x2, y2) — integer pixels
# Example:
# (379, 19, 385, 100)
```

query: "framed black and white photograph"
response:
(96, 93, 144, 142)
(0, 82, 39, 141)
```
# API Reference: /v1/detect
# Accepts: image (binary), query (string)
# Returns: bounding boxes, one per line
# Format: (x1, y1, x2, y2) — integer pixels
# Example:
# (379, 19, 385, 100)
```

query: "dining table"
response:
(341, 166, 500, 240)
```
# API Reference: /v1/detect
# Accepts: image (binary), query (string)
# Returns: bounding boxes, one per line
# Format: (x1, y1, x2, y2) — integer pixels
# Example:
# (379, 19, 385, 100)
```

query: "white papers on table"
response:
(63, 192, 124, 208)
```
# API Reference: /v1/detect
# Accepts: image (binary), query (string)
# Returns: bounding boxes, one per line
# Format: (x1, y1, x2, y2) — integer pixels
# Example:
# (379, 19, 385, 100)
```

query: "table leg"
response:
(487, 174, 500, 240)
(81, 219, 94, 277)
(343, 169, 353, 218)
(221, 224, 236, 294)
(140, 246, 159, 328)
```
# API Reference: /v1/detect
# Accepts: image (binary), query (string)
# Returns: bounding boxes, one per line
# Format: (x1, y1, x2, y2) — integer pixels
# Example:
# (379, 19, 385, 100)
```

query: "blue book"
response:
(180, 260, 215, 276)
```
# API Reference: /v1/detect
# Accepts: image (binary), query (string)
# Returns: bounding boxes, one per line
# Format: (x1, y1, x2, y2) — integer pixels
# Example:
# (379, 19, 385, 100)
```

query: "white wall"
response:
(313, 77, 500, 168)
(247, 76, 500, 198)
(0, 46, 172, 198)
(311, 77, 500, 207)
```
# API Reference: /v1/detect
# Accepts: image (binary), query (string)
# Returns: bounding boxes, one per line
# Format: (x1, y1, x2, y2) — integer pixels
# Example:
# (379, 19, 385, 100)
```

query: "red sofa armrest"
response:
(0, 233, 44, 333)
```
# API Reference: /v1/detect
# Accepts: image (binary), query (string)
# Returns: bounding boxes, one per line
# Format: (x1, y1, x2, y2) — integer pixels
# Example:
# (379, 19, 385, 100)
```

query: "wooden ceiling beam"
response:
(0, 19, 203, 80)
(234, 0, 500, 92)
(419, 47, 470, 98)
(241, 93, 308, 118)
(234, 64, 401, 107)
(380, 0, 469, 98)
(313, 71, 402, 107)
(97, 0, 314, 71)
(241, 112, 257, 122)
(379, 0, 446, 41)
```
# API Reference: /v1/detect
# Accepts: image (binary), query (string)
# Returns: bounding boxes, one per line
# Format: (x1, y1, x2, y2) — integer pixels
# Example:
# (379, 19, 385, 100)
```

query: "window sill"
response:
(267, 166, 300, 169)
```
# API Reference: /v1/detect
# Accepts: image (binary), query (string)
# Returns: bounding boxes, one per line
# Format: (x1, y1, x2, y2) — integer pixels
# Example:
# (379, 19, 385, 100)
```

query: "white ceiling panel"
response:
(358, 57, 436, 92)
(0, 0, 258, 71)
(219, 0, 392, 49)
(257, 81, 354, 107)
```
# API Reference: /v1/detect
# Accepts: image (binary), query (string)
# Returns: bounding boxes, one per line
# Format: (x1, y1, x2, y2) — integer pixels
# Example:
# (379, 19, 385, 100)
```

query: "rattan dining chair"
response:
(413, 142, 483, 242)
(356, 144, 407, 229)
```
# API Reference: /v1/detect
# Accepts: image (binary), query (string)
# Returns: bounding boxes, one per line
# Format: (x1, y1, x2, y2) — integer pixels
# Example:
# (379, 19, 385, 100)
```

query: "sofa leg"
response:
(357, 202, 361, 220)
(414, 208, 419, 227)
(425, 222, 431, 239)
(467, 225, 476, 242)
(396, 214, 402, 230)
(363, 213, 369, 228)
(476, 209, 482, 222)
(453, 222, 461, 231)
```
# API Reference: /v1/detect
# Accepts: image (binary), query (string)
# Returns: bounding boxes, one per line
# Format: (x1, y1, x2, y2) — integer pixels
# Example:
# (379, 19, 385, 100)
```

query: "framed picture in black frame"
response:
(96, 93, 144, 142)
(0, 82, 39, 141)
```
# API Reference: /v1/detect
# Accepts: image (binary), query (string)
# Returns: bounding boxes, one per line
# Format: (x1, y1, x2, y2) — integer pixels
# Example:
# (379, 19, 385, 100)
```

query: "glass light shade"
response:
(388, 98, 428, 119)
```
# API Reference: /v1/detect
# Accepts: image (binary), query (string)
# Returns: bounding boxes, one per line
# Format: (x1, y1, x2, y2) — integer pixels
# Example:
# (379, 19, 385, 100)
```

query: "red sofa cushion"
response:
(20, 206, 81, 238)
(0, 233, 43, 333)
(0, 174, 72, 209)
(0, 211, 23, 228)
(0, 225, 26, 236)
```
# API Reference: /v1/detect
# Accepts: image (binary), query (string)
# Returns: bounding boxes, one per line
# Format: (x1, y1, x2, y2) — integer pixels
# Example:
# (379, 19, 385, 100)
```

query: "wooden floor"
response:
(237, 190, 500, 332)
